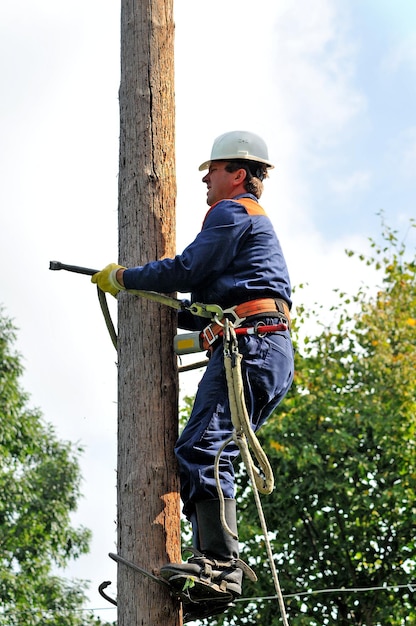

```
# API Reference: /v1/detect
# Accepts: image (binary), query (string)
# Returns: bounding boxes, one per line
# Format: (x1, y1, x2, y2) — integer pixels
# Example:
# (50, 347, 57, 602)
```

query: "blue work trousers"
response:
(175, 319, 294, 519)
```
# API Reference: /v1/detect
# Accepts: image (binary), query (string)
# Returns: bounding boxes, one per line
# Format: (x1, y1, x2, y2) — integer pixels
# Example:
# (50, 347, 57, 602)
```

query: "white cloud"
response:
(268, 0, 365, 148)
(329, 169, 372, 195)
(381, 34, 416, 72)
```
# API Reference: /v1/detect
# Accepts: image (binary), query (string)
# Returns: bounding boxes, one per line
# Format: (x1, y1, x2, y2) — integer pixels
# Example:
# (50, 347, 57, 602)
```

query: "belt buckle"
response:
(202, 324, 219, 346)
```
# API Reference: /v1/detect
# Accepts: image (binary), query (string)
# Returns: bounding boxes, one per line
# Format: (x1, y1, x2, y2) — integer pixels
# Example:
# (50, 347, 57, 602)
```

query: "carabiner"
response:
(188, 302, 224, 319)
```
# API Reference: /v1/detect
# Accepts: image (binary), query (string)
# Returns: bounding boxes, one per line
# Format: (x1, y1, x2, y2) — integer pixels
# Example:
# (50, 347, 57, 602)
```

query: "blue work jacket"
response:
(123, 193, 291, 328)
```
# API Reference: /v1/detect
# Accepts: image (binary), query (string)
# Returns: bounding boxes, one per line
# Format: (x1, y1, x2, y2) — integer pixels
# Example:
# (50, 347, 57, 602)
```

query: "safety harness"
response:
(201, 297, 291, 350)
(174, 297, 290, 356)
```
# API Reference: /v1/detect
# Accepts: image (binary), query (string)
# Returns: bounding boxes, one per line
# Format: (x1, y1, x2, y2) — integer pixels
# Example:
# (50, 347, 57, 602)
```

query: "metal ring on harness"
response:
(254, 320, 267, 338)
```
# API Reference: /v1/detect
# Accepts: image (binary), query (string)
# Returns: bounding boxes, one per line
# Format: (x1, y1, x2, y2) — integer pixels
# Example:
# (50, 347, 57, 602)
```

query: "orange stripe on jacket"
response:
(234, 197, 267, 216)
(202, 197, 267, 227)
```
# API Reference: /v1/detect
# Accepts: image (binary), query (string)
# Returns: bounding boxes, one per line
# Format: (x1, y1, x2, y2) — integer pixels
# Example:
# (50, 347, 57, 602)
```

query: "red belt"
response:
(201, 298, 291, 351)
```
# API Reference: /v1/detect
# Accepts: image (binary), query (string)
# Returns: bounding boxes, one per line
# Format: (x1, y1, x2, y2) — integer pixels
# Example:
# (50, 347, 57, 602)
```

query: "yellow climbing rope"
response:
(215, 319, 290, 626)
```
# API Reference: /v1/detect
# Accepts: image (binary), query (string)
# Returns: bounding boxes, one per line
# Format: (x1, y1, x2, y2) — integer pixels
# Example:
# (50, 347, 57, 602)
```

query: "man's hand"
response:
(91, 263, 126, 297)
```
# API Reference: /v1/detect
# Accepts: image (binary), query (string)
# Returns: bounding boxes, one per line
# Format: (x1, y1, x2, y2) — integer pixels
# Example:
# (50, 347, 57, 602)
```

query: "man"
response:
(92, 130, 294, 614)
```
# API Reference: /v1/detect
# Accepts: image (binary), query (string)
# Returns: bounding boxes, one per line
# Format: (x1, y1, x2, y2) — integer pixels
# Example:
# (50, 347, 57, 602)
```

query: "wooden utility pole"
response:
(117, 1, 181, 625)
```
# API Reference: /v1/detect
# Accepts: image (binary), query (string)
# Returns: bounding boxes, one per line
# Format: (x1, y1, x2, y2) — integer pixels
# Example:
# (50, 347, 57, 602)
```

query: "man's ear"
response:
(233, 168, 247, 184)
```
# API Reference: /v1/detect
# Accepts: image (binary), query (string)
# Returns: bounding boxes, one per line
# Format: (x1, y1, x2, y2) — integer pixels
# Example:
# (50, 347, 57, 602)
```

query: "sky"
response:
(1, 0, 415, 622)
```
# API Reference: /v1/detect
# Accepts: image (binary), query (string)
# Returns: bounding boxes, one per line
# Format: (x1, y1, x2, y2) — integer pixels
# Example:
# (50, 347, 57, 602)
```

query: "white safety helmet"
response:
(199, 130, 274, 171)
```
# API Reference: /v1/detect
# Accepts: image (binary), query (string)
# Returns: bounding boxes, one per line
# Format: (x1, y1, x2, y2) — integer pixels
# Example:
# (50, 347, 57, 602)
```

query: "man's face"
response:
(202, 161, 241, 206)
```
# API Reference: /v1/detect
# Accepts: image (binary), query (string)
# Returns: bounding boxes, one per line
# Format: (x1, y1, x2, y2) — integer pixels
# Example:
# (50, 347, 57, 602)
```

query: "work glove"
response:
(91, 263, 126, 297)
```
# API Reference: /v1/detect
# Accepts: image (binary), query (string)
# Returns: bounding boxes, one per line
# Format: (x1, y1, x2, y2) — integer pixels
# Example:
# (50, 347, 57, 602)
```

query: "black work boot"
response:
(160, 499, 253, 604)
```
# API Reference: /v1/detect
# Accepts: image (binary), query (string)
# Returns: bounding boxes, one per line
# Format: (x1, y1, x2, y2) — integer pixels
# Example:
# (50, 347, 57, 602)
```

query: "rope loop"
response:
(214, 320, 290, 626)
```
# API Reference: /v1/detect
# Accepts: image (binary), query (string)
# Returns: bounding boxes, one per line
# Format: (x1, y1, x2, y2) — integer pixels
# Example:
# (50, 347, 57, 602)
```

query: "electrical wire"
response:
(5, 581, 414, 617)
(234, 581, 416, 604)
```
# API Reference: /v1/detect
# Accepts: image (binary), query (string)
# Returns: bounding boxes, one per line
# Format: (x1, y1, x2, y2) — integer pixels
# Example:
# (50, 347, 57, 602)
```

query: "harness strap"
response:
(201, 297, 291, 350)
(229, 297, 291, 324)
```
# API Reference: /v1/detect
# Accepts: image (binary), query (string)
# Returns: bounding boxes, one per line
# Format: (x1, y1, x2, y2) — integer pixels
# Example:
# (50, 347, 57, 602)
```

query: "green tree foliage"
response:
(0, 310, 114, 626)
(213, 219, 416, 626)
